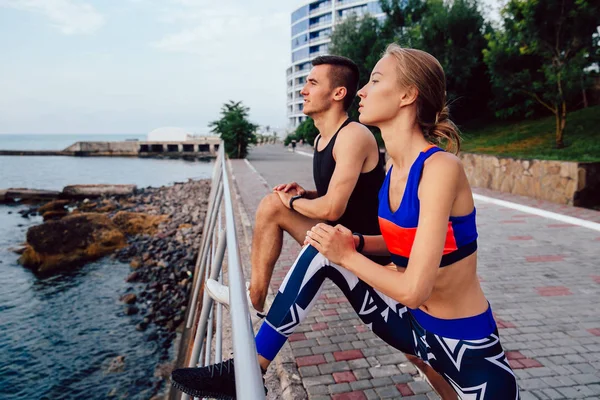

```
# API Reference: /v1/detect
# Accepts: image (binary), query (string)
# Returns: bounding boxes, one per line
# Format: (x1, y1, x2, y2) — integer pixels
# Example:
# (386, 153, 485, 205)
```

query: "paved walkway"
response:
(230, 144, 600, 400)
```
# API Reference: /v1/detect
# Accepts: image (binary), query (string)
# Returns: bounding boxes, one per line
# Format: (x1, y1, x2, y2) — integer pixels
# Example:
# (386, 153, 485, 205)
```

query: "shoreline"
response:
(4, 178, 211, 399)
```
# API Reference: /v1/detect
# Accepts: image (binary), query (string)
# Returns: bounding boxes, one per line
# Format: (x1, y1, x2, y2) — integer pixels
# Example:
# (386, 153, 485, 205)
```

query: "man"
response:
(204, 55, 387, 324)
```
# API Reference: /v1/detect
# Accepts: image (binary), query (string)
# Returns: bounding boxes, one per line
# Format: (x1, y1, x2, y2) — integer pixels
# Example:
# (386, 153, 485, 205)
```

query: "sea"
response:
(0, 134, 215, 399)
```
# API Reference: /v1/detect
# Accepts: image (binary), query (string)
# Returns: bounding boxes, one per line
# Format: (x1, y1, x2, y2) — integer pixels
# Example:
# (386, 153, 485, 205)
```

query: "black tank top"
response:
(313, 119, 386, 236)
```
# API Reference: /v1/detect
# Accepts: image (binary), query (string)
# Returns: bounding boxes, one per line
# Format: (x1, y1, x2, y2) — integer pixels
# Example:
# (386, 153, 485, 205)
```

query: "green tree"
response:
(483, 0, 600, 148)
(381, 0, 493, 123)
(210, 101, 258, 158)
(295, 117, 319, 144)
(329, 14, 388, 146)
(284, 133, 298, 146)
(405, 0, 493, 123)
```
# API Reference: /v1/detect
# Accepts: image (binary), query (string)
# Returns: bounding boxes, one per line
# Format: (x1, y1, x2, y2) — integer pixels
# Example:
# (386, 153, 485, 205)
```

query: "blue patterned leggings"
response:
(255, 245, 520, 399)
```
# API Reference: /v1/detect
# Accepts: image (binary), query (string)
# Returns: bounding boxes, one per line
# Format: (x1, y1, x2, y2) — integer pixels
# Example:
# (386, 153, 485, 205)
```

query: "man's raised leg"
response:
(248, 192, 320, 312)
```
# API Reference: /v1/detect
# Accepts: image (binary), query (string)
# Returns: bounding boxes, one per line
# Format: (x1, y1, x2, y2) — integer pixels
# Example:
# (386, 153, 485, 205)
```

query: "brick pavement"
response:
(230, 144, 600, 400)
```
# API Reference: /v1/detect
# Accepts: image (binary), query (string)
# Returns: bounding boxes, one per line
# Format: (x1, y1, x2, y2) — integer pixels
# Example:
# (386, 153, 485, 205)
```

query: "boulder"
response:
(38, 199, 70, 214)
(120, 293, 137, 304)
(62, 184, 136, 198)
(111, 211, 169, 236)
(18, 213, 127, 273)
(42, 210, 69, 221)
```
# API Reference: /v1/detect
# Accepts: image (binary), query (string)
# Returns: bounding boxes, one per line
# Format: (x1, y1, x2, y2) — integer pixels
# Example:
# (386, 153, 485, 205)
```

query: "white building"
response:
(287, 0, 386, 128)
(147, 127, 193, 142)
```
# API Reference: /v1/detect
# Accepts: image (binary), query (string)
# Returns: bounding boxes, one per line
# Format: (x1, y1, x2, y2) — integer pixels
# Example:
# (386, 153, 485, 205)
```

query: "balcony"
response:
(309, 20, 333, 31)
(336, 0, 366, 10)
(309, 2, 331, 16)
(310, 35, 330, 46)
(309, 51, 328, 58)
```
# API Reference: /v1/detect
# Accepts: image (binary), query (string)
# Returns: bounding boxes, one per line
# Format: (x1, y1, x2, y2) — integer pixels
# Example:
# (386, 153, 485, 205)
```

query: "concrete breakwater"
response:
(1, 184, 137, 205)
(6, 179, 211, 398)
(0, 137, 221, 158)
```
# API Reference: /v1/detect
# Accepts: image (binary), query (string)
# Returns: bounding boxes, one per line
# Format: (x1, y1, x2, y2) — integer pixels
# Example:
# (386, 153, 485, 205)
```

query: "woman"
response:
(172, 45, 520, 399)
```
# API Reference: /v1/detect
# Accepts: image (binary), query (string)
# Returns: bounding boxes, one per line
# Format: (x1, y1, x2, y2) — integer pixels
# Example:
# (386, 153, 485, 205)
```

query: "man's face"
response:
(300, 65, 334, 116)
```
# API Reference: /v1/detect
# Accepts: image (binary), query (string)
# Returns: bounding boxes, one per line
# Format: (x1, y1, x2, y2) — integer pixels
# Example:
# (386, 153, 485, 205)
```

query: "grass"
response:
(459, 105, 600, 162)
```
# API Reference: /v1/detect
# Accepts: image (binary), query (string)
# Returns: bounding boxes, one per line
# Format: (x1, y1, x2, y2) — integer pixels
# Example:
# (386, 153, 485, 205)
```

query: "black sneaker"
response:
(171, 358, 266, 399)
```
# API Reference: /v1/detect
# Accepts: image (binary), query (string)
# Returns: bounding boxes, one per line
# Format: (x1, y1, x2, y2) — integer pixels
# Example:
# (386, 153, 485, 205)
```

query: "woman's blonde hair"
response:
(383, 44, 461, 154)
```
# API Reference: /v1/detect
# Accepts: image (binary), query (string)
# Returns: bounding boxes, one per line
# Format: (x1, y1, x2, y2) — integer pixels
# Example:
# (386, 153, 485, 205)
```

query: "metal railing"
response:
(181, 145, 265, 400)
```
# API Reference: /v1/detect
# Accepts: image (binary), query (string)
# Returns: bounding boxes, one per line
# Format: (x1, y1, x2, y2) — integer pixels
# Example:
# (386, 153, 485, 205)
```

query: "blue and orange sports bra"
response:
(378, 145, 478, 268)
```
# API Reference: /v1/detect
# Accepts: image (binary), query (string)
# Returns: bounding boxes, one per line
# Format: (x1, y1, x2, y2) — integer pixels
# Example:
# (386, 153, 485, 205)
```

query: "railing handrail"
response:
(179, 144, 265, 400)
(220, 150, 265, 399)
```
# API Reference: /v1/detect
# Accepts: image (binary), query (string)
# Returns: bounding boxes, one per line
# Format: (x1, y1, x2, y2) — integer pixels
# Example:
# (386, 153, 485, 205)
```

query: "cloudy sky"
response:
(0, 0, 501, 135)
(0, 0, 291, 134)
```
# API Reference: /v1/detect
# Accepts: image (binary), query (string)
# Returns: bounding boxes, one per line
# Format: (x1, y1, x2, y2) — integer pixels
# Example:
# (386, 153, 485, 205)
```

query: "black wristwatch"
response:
(354, 232, 365, 253)
(289, 194, 304, 211)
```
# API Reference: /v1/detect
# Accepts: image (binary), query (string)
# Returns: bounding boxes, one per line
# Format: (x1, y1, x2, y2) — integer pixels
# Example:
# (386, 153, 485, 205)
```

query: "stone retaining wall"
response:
(460, 153, 600, 207)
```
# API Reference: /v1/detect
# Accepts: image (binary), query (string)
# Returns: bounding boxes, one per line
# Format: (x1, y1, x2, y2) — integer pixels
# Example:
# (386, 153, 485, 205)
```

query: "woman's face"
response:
(357, 55, 404, 127)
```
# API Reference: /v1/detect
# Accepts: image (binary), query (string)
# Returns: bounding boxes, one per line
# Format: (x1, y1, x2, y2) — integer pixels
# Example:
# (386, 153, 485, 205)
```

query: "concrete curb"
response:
(228, 160, 308, 400)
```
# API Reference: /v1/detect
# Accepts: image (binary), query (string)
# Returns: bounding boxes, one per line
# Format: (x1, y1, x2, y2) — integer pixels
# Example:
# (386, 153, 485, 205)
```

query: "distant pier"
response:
(0, 137, 222, 158)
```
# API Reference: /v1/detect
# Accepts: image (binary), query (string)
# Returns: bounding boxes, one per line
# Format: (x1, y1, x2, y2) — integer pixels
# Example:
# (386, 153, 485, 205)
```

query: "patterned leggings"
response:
(255, 245, 520, 399)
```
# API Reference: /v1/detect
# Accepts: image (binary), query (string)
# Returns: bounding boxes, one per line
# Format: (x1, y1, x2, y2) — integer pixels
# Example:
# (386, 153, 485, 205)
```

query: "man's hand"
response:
(275, 190, 295, 209)
(273, 182, 306, 196)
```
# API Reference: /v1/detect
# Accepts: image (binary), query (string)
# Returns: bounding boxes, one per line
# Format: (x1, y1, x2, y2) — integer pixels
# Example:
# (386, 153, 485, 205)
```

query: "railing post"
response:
(186, 183, 223, 328)
(186, 229, 227, 368)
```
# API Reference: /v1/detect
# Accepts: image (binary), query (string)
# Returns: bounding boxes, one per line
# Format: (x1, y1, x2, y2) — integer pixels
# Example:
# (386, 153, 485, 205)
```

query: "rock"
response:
(120, 293, 137, 304)
(147, 331, 158, 341)
(8, 246, 27, 255)
(111, 211, 169, 236)
(130, 258, 141, 269)
(42, 210, 68, 221)
(38, 199, 70, 214)
(136, 322, 148, 331)
(96, 204, 117, 213)
(124, 305, 139, 315)
(104, 355, 125, 374)
(18, 213, 127, 273)
(62, 184, 137, 198)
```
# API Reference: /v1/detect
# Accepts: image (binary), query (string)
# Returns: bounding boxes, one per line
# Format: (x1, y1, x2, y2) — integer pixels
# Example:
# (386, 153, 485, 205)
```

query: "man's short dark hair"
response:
(312, 55, 359, 111)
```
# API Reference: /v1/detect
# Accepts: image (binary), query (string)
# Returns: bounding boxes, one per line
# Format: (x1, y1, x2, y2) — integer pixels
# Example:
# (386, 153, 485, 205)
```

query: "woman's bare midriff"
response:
(386, 252, 489, 320)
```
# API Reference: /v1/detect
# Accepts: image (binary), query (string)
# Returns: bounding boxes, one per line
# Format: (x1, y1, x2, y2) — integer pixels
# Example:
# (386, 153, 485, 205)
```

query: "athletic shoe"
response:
(205, 279, 266, 327)
(171, 358, 266, 399)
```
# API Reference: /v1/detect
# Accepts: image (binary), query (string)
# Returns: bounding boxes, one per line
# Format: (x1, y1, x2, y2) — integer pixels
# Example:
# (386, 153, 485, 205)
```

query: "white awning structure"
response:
(147, 127, 192, 142)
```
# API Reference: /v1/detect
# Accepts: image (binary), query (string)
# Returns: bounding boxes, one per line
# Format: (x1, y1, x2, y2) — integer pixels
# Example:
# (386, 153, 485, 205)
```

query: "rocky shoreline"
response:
(7, 179, 211, 398)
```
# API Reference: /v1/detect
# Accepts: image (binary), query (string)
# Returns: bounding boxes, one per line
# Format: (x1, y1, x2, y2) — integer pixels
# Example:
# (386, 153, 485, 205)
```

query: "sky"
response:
(0, 0, 291, 134)
(0, 0, 502, 135)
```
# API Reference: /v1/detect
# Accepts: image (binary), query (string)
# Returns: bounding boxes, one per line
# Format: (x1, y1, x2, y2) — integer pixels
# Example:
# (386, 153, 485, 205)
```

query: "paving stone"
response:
(352, 368, 371, 380)
(332, 392, 368, 400)
(391, 374, 413, 384)
(348, 358, 370, 369)
(408, 381, 433, 394)
(349, 379, 373, 391)
(368, 365, 400, 378)
(363, 388, 378, 400)
(374, 385, 401, 398)
(571, 373, 600, 385)
(307, 384, 329, 396)
(328, 382, 352, 394)
(299, 365, 320, 378)
(520, 391, 541, 400)
(313, 344, 341, 355)
(319, 361, 351, 374)
(304, 375, 335, 387)
(376, 352, 408, 365)
(369, 377, 394, 387)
